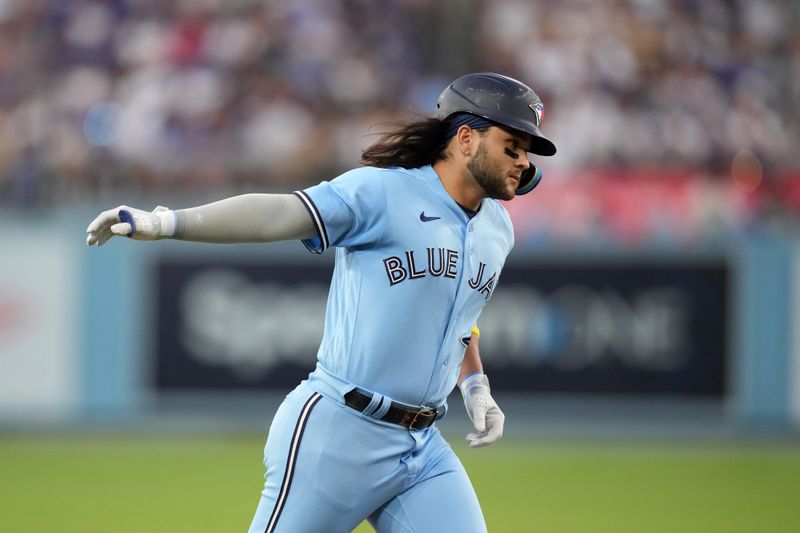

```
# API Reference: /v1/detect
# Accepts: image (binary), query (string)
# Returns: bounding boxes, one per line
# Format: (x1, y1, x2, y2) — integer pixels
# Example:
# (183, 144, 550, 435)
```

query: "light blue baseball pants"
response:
(247, 381, 487, 533)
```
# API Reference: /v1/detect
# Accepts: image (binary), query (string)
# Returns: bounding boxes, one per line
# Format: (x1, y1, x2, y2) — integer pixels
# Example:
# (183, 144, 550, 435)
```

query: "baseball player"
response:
(86, 72, 556, 532)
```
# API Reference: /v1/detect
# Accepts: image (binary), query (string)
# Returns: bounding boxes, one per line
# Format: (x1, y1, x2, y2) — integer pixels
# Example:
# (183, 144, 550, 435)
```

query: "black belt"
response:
(344, 389, 438, 430)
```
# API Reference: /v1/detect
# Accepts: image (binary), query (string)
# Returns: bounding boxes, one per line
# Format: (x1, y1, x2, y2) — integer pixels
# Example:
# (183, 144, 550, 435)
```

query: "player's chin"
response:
(481, 176, 516, 201)
(493, 188, 515, 201)
(501, 178, 519, 200)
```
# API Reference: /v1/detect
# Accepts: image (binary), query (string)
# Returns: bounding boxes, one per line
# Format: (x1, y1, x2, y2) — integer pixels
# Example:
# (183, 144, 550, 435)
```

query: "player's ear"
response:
(455, 125, 475, 157)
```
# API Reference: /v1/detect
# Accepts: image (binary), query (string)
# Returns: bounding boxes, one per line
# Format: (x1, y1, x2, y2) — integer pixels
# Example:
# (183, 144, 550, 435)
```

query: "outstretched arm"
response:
(458, 326, 505, 448)
(86, 193, 317, 246)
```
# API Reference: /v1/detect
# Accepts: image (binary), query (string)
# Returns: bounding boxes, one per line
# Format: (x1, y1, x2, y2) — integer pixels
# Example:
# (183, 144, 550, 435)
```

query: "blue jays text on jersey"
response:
(292, 164, 513, 409)
(382, 248, 498, 302)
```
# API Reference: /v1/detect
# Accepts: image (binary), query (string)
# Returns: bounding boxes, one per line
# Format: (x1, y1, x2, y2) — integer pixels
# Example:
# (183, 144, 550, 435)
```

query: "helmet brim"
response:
(488, 114, 557, 156)
(527, 131, 557, 157)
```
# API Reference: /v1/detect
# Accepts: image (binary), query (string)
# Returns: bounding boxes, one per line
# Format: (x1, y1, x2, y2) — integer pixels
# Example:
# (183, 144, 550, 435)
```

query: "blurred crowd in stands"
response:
(0, 0, 797, 245)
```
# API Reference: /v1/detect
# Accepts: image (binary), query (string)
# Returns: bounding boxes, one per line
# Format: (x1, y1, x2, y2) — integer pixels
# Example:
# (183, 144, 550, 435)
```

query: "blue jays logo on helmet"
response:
(530, 103, 544, 128)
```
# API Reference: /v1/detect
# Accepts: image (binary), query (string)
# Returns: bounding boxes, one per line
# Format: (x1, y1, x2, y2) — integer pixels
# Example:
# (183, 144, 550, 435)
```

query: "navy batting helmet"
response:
(434, 72, 556, 195)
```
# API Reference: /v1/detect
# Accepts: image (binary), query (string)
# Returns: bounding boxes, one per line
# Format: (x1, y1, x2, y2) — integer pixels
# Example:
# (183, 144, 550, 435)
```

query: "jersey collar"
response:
(417, 165, 483, 224)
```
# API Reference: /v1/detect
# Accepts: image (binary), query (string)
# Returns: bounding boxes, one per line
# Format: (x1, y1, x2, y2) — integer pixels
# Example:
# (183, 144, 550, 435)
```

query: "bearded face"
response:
(466, 127, 532, 201)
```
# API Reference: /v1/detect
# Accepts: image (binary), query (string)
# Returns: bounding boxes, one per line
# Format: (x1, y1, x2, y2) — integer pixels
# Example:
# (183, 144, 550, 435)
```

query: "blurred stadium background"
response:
(2, 0, 800, 531)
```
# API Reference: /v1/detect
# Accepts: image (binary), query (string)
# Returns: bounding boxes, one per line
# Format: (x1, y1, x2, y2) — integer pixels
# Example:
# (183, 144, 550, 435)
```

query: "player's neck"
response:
(432, 160, 483, 211)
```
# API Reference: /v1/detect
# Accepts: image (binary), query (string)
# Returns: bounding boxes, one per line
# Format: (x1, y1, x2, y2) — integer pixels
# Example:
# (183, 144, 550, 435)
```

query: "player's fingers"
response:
(86, 208, 121, 234)
(96, 228, 115, 246)
(110, 222, 133, 236)
(465, 432, 490, 448)
(466, 406, 504, 448)
(471, 406, 487, 433)
(483, 415, 504, 444)
(466, 428, 501, 448)
(87, 232, 103, 246)
(87, 225, 112, 246)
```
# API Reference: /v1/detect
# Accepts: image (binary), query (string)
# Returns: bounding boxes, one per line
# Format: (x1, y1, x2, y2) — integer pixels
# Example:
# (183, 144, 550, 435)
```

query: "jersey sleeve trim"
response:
(293, 190, 329, 254)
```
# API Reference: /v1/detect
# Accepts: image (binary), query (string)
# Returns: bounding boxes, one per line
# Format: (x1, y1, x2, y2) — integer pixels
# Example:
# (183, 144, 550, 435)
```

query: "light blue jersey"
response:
(293, 164, 513, 408)
(250, 164, 514, 533)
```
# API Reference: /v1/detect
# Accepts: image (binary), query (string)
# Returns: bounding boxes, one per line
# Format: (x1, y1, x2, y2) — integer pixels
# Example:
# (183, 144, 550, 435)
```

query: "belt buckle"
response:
(409, 406, 436, 429)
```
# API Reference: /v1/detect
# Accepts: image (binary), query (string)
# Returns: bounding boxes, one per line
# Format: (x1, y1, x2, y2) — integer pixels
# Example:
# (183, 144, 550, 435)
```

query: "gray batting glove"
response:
(459, 373, 505, 448)
(86, 205, 175, 246)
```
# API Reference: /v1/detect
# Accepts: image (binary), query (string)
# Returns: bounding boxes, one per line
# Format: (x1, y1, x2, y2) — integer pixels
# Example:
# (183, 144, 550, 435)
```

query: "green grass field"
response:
(2, 433, 799, 532)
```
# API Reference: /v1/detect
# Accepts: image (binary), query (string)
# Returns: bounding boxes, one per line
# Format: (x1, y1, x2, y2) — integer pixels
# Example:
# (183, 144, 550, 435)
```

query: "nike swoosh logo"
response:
(419, 212, 441, 222)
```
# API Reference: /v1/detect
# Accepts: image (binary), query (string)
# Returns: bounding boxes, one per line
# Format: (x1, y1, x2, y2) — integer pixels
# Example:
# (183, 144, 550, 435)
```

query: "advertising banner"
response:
(155, 261, 329, 390)
(478, 259, 728, 396)
(154, 257, 727, 396)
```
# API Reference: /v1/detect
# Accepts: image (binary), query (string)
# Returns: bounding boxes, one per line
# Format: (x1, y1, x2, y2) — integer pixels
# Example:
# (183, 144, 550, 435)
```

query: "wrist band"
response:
(155, 209, 177, 238)
(459, 372, 486, 394)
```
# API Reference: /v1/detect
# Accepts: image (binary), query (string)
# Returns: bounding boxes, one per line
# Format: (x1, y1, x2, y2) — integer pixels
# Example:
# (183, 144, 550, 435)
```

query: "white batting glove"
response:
(86, 205, 176, 246)
(459, 373, 505, 448)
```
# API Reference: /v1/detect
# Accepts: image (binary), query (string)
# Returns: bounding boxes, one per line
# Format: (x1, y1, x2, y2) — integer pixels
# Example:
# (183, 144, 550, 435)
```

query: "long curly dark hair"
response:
(360, 118, 450, 169)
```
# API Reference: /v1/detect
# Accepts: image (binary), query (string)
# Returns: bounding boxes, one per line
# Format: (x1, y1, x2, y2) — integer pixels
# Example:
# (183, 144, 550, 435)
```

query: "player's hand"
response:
(459, 373, 505, 448)
(86, 205, 173, 246)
